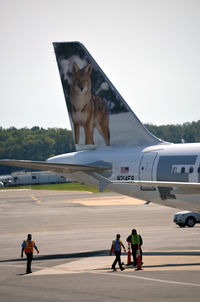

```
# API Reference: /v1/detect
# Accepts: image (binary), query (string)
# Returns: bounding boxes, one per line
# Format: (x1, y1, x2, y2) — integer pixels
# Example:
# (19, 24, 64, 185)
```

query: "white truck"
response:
(173, 211, 200, 227)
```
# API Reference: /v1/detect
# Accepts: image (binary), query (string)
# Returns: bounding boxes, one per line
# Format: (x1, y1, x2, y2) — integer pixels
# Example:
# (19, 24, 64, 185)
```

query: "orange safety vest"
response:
(112, 239, 122, 253)
(24, 240, 34, 253)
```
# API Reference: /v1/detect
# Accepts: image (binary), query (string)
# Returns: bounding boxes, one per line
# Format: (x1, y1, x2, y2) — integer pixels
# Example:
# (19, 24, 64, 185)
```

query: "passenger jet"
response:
(1, 42, 200, 211)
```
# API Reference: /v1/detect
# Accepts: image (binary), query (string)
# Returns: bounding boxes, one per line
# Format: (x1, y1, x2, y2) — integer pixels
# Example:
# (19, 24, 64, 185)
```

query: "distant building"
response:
(10, 171, 71, 186)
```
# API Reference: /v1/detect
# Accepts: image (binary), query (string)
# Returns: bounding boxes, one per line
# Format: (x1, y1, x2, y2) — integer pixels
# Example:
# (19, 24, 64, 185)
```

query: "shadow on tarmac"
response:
(1, 250, 200, 269)
(96, 261, 200, 272)
(143, 251, 200, 256)
(0, 250, 109, 263)
(143, 263, 200, 268)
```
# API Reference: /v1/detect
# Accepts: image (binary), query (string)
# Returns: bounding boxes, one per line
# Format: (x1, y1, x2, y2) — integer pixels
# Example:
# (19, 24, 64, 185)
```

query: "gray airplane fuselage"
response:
(48, 142, 200, 211)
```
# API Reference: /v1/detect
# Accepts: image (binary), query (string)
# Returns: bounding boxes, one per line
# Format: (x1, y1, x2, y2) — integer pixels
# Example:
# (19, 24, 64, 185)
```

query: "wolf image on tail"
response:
(69, 62, 110, 146)
(53, 42, 161, 149)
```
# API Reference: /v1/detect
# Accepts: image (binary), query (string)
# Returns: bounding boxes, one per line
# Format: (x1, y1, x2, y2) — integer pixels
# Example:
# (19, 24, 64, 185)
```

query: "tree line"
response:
(146, 121, 200, 144)
(0, 127, 75, 175)
(0, 121, 200, 174)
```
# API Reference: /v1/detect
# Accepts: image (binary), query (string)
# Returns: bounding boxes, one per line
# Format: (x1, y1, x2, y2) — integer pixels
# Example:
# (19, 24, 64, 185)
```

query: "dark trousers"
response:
(112, 251, 123, 269)
(25, 252, 33, 273)
(131, 245, 142, 265)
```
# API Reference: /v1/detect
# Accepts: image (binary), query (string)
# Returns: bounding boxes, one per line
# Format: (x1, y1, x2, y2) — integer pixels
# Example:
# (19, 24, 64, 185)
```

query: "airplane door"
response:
(139, 152, 157, 180)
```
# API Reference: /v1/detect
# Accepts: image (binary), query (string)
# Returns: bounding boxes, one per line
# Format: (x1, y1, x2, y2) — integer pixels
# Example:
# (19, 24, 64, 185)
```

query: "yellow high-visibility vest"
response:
(131, 234, 140, 245)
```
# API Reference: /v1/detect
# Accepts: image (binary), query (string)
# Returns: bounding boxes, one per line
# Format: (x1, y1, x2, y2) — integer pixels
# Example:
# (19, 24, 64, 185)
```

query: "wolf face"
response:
(71, 62, 92, 97)
(69, 62, 110, 146)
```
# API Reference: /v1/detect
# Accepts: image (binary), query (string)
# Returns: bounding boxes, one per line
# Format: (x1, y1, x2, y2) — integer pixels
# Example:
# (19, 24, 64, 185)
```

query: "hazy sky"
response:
(1, 0, 200, 130)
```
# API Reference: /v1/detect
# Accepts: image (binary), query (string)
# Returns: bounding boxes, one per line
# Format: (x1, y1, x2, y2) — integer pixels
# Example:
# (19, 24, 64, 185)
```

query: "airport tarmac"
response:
(0, 189, 200, 301)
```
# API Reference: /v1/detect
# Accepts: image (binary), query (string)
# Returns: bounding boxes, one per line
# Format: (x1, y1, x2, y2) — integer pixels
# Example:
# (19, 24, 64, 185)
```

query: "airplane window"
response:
(189, 167, 193, 173)
(181, 167, 185, 173)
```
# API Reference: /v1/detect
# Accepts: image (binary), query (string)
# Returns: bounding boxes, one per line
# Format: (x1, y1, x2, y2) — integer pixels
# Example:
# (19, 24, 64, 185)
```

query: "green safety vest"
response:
(131, 234, 140, 245)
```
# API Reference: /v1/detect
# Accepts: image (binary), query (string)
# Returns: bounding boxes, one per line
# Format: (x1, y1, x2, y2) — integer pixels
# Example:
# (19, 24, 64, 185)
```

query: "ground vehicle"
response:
(0, 181, 4, 187)
(173, 211, 200, 227)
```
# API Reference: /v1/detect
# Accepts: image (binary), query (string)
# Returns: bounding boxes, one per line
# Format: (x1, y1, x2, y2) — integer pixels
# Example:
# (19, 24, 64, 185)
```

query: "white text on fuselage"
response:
(117, 175, 135, 181)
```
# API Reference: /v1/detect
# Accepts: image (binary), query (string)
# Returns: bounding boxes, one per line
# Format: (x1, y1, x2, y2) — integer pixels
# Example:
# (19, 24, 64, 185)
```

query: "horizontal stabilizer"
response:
(125, 180, 200, 189)
(94, 174, 200, 195)
(0, 159, 109, 175)
(110, 179, 200, 195)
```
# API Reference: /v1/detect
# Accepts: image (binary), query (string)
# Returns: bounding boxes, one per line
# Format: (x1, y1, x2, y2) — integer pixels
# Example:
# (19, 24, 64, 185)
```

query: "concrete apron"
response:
(32, 251, 200, 276)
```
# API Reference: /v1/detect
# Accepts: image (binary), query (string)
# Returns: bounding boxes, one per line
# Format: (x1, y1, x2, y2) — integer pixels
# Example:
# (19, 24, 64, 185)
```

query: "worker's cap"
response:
(132, 229, 137, 234)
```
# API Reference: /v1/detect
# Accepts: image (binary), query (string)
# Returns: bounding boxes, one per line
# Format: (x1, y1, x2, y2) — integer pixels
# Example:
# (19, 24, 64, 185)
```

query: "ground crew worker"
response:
(110, 234, 126, 271)
(21, 234, 39, 274)
(126, 229, 143, 266)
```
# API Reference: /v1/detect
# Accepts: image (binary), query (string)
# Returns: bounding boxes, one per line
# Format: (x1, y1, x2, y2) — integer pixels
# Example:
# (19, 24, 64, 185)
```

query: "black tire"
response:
(177, 223, 186, 228)
(186, 216, 196, 227)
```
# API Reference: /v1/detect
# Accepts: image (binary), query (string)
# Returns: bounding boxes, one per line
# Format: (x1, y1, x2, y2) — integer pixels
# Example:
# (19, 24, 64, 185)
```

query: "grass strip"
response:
(0, 182, 110, 193)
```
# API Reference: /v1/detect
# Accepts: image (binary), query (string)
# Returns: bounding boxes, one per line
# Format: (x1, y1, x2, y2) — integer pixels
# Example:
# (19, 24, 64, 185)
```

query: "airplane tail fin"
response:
(53, 42, 165, 151)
